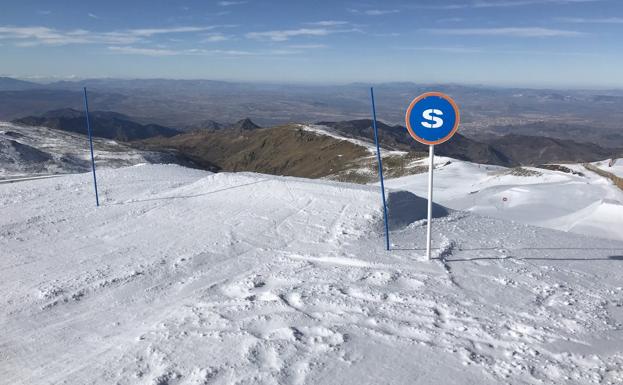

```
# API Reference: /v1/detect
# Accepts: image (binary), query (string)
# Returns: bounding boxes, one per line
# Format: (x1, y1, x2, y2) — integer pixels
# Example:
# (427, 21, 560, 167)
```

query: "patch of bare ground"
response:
(505, 167, 543, 177)
(536, 164, 585, 176)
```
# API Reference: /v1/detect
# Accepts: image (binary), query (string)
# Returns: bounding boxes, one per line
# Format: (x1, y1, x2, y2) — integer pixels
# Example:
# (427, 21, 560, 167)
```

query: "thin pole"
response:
(83, 87, 99, 207)
(426, 145, 434, 259)
(370, 87, 390, 251)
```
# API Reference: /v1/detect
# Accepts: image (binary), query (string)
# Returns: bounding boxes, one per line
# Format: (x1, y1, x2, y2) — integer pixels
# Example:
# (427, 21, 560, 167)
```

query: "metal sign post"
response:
(426, 145, 434, 259)
(83, 87, 100, 207)
(405, 92, 460, 260)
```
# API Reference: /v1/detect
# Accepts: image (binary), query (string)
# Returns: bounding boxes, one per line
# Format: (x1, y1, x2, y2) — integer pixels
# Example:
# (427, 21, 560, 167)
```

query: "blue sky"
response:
(1, 0, 622, 87)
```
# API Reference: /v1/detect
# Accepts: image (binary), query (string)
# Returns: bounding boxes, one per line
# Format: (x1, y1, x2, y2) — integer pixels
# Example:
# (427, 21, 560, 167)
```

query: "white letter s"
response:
(421, 109, 444, 129)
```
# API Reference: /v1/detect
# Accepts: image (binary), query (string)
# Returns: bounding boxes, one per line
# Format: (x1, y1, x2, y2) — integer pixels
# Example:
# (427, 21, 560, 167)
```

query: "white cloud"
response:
(0, 26, 106, 45)
(413, 0, 601, 9)
(472, 0, 599, 7)
(424, 27, 585, 37)
(364, 9, 400, 16)
(88, 13, 99, 19)
(495, 48, 600, 56)
(286, 43, 327, 49)
(218, 1, 247, 6)
(202, 33, 230, 42)
(194, 49, 255, 56)
(436, 17, 464, 23)
(108, 46, 253, 56)
(348, 8, 400, 16)
(397, 45, 600, 57)
(107, 46, 301, 57)
(370, 32, 401, 37)
(246, 22, 361, 41)
(306, 21, 349, 27)
(556, 17, 623, 24)
(246, 28, 334, 41)
(0, 25, 219, 46)
(397, 46, 483, 53)
(127, 26, 216, 37)
(107, 46, 178, 56)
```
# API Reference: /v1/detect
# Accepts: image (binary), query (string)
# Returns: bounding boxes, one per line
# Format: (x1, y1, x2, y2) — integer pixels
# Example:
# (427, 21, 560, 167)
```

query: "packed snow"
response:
(2, 164, 623, 384)
(382, 157, 623, 242)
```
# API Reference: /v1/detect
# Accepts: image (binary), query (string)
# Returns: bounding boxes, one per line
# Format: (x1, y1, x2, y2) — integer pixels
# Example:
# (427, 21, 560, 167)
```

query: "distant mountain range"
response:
(1, 77, 622, 148)
(0, 77, 45, 91)
(10, 108, 621, 178)
(481, 134, 616, 165)
(321, 120, 619, 166)
(483, 121, 623, 149)
(14, 109, 180, 141)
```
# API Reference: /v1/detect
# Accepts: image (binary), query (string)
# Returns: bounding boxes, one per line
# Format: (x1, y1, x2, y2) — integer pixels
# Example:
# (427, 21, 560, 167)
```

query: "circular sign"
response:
(405, 92, 460, 145)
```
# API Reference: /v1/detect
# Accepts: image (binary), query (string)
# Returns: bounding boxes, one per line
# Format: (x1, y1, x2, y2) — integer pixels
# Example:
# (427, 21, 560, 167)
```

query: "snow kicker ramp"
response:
(1, 164, 623, 385)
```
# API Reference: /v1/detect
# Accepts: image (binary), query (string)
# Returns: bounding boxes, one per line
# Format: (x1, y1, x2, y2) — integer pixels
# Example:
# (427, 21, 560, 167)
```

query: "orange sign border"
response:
(405, 91, 461, 146)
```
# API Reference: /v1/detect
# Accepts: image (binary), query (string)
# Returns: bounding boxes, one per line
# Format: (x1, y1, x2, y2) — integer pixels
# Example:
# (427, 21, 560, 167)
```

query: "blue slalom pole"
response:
(83, 87, 100, 207)
(370, 87, 390, 251)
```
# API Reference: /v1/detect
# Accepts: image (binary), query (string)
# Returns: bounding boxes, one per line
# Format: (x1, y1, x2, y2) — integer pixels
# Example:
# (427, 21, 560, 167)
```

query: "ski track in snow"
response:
(1, 164, 623, 385)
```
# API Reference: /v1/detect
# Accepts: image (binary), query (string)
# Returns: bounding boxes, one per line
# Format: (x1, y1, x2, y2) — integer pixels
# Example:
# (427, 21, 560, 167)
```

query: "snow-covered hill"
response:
(1, 164, 622, 384)
(0, 121, 185, 180)
(382, 157, 623, 242)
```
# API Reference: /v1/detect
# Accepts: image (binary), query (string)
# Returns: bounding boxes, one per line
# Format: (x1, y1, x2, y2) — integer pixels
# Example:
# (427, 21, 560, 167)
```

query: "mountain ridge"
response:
(6, 109, 621, 181)
(13, 109, 180, 141)
(318, 119, 513, 166)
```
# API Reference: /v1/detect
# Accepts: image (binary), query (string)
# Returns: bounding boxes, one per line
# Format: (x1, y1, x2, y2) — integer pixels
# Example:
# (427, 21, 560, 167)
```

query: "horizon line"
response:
(3, 75, 623, 92)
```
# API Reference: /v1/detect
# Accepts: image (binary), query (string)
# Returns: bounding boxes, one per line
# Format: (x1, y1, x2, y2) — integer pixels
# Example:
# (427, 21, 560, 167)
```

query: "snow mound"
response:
(550, 199, 623, 241)
(386, 190, 450, 230)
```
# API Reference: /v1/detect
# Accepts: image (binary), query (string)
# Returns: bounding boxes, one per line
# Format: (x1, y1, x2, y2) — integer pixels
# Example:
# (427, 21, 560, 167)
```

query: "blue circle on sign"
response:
(405, 92, 460, 145)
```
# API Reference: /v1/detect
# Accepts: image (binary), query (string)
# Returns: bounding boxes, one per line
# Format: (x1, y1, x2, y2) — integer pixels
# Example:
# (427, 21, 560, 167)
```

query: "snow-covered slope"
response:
(2, 164, 622, 384)
(592, 158, 623, 178)
(300, 124, 406, 156)
(0, 122, 184, 179)
(383, 157, 623, 242)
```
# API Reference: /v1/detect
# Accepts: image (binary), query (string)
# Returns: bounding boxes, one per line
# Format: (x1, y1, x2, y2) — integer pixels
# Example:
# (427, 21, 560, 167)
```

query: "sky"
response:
(0, 0, 622, 88)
